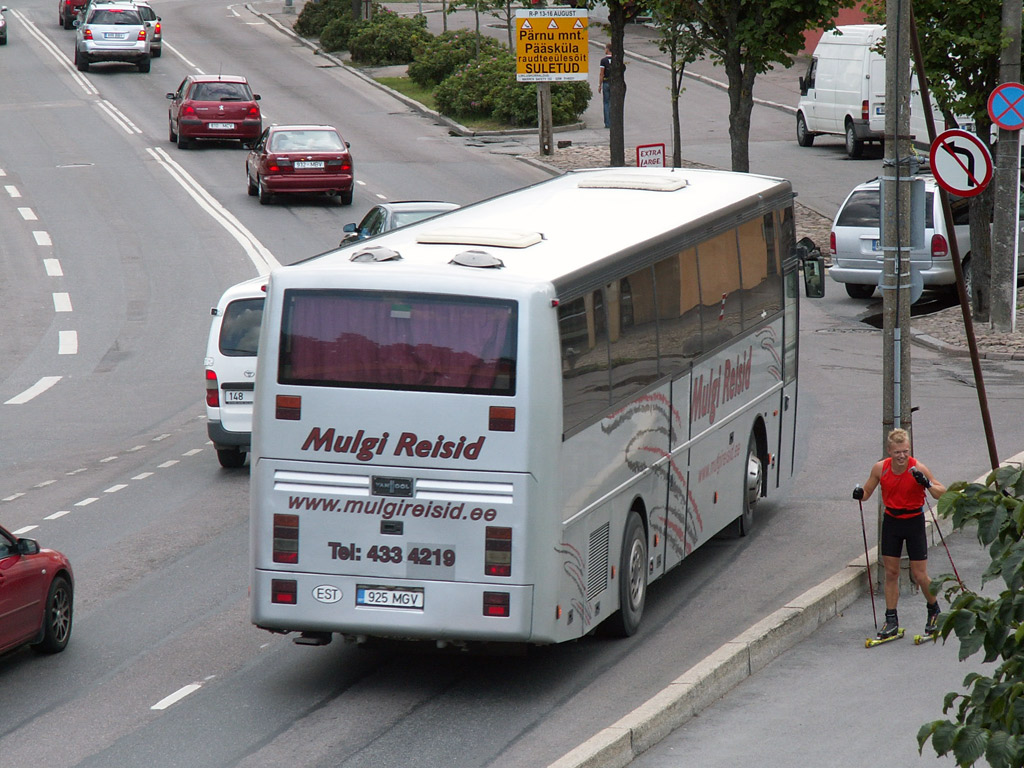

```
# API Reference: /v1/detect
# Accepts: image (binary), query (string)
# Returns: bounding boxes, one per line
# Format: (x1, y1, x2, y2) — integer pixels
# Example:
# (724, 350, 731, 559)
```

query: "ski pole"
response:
(924, 497, 965, 590)
(858, 498, 878, 630)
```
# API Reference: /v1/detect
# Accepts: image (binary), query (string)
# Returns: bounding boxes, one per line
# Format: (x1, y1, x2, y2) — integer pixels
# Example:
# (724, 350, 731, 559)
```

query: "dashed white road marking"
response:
(133, 472, 154, 480)
(45, 510, 71, 520)
(182, 448, 203, 456)
(18, 207, 37, 220)
(13, 525, 39, 535)
(44, 259, 64, 276)
(33, 231, 52, 246)
(3, 493, 26, 502)
(158, 460, 179, 468)
(5, 185, 21, 198)
(104, 484, 128, 493)
(53, 292, 73, 312)
(59, 331, 78, 355)
(75, 497, 98, 507)
(151, 683, 202, 711)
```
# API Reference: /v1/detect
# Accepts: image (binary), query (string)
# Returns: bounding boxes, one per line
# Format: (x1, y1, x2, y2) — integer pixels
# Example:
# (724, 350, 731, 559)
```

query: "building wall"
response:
(802, 3, 870, 52)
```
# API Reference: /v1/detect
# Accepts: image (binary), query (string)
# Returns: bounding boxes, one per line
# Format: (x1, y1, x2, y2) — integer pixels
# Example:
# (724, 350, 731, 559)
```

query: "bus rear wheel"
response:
(605, 512, 647, 637)
(732, 431, 762, 537)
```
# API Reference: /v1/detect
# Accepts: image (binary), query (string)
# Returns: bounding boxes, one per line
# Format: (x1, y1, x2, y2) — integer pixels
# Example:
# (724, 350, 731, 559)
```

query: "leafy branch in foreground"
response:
(917, 463, 1024, 768)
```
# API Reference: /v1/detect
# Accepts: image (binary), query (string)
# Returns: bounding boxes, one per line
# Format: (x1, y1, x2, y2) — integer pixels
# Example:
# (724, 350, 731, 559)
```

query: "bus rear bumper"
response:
(251, 570, 537, 643)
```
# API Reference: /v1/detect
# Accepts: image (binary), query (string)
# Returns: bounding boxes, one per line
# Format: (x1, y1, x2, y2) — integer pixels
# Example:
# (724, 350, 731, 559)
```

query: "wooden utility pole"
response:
(991, 0, 1023, 332)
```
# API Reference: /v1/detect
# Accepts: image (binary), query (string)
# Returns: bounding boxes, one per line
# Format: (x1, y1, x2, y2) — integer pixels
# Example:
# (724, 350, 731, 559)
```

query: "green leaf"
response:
(985, 731, 1012, 768)
(960, 629, 987, 661)
(932, 721, 959, 754)
(953, 724, 989, 766)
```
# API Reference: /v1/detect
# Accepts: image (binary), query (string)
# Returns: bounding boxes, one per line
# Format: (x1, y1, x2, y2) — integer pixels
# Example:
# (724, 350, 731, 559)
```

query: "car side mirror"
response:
(254, 94, 261, 101)
(166, 92, 174, 99)
(343, 223, 357, 233)
(17, 538, 40, 556)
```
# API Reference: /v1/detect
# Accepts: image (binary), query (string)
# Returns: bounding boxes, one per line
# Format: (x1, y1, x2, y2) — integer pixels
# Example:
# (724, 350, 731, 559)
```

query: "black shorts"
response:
(881, 513, 928, 560)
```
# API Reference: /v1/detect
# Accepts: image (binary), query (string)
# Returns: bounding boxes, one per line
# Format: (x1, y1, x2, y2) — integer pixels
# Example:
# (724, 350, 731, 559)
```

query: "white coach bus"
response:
(250, 167, 801, 647)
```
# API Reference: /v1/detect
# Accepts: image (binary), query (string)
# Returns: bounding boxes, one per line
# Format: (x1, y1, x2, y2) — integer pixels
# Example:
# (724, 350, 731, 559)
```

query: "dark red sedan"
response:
(166, 74, 262, 150)
(0, 525, 73, 656)
(246, 124, 354, 206)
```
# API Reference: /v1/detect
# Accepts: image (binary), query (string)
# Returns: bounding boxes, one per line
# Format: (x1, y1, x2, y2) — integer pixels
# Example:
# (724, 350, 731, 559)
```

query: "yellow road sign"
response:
(514, 9, 589, 83)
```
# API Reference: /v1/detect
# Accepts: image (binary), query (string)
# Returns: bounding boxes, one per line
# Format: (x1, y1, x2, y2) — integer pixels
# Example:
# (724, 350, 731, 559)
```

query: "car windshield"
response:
(391, 210, 447, 228)
(191, 82, 251, 101)
(90, 8, 142, 23)
(269, 130, 344, 152)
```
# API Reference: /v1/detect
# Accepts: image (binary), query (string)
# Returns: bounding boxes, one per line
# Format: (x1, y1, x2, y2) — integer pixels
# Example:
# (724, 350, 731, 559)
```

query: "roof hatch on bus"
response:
(349, 245, 402, 262)
(576, 173, 689, 192)
(416, 227, 543, 248)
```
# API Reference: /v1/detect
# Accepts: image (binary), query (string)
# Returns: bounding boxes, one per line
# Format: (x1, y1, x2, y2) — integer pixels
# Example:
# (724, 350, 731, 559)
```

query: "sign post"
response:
(515, 9, 588, 156)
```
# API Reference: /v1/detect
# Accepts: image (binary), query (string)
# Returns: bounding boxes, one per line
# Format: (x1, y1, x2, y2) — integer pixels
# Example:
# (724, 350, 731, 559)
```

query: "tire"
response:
(339, 188, 353, 206)
(247, 169, 258, 197)
(796, 112, 815, 147)
(33, 576, 73, 654)
(217, 448, 247, 469)
(845, 283, 875, 299)
(258, 176, 273, 205)
(604, 512, 647, 637)
(176, 131, 190, 150)
(169, 120, 177, 143)
(75, 50, 89, 72)
(845, 121, 864, 159)
(731, 431, 762, 537)
(151, 46, 161, 58)
(137, 56, 151, 73)
(63, 14, 74, 30)
(961, 257, 973, 301)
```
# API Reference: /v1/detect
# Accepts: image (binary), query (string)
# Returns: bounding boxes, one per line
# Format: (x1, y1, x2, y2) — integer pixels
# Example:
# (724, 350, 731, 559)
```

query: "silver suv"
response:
(74, 1, 151, 72)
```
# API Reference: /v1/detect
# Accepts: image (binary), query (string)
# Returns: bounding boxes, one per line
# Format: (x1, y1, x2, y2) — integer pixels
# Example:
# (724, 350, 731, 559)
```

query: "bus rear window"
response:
(278, 290, 517, 395)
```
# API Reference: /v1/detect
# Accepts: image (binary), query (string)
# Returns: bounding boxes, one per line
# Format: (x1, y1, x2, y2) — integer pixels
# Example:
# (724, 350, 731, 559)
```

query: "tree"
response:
(864, 0, 1005, 321)
(917, 464, 1024, 767)
(647, 0, 702, 167)
(602, 0, 629, 167)
(446, 0, 518, 51)
(666, 0, 854, 173)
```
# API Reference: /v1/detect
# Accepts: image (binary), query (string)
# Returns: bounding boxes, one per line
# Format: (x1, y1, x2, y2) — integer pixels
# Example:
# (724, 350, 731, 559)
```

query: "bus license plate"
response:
(224, 390, 253, 404)
(356, 586, 424, 610)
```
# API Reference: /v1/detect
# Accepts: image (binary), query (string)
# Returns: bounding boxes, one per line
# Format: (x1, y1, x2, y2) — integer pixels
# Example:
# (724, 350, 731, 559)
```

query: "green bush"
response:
(294, 0, 348, 39)
(318, 12, 361, 52)
(407, 29, 506, 88)
(348, 10, 432, 65)
(435, 52, 591, 127)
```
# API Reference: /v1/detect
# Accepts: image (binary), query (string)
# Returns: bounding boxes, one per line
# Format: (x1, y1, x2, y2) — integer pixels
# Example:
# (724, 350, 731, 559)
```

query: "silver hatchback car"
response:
(74, 1, 151, 72)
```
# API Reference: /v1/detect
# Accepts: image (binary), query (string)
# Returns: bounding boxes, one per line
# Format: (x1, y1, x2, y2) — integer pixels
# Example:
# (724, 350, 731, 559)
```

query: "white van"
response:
(796, 25, 885, 158)
(204, 276, 266, 468)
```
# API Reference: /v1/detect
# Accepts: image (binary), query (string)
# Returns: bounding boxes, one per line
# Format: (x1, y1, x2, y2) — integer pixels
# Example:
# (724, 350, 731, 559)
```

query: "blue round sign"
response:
(988, 82, 1024, 131)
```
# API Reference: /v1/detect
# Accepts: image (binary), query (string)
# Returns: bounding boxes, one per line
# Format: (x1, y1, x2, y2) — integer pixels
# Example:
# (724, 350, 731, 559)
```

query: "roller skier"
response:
(853, 429, 946, 645)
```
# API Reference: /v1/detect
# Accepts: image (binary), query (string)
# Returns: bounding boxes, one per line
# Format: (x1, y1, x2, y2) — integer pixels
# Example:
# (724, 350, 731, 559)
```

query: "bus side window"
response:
(697, 231, 743, 351)
(738, 216, 783, 328)
(559, 290, 610, 434)
(656, 247, 702, 375)
(608, 267, 660, 404)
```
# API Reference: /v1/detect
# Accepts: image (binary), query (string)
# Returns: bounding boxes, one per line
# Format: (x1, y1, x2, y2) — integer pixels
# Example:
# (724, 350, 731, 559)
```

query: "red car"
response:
(0, 525, 73, 656)
(246, 124, 354, 206)
(166, 74, 262, 150)
(59, 0, 87, 29)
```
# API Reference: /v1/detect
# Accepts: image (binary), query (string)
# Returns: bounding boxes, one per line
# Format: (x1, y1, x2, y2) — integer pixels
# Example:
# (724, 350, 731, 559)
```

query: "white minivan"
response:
(204, 276, 265, 468)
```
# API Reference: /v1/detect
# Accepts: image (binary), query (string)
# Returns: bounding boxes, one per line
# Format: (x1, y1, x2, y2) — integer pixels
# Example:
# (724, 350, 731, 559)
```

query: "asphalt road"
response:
(1, 4, 1022, 768)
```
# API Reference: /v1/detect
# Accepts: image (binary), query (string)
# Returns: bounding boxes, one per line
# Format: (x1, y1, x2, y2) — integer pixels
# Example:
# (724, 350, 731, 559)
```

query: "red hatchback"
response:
(246, 124, 354, 206)
(166, 74, 262, 150)
(0, 525, 73, 656)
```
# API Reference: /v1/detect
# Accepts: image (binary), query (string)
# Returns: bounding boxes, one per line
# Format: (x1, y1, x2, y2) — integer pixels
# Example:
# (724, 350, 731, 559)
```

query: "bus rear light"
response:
(489, 406, 516, 432)
(483, 591, 510, 617)
(273, 514, 299, 563)
(206, 369, 219, 407)
(484, 526, 512, 577)
(271, 579, 297, 604)
(276, 394, 301, 420)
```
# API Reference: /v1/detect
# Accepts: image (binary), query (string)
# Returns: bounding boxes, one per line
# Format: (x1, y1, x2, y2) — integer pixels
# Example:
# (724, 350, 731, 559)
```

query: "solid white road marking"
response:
(5, 376, 62, 404)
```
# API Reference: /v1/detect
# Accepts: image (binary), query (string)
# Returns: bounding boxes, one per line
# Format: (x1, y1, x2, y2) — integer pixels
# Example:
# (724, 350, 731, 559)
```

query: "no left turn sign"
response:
(929, 129, 993, 197)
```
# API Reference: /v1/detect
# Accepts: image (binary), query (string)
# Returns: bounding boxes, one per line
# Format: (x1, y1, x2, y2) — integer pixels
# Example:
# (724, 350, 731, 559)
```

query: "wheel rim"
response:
(626, 536, 645, 611)
(50, 584, 72, 643)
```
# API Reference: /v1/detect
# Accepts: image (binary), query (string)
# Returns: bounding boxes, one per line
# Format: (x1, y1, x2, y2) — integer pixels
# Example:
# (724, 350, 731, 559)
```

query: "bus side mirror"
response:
(796, 237, 825, 298)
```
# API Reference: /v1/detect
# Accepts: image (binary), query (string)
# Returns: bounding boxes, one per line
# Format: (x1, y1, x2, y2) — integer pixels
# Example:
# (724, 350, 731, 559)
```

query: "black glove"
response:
(911, 467, 931, 488)
(852, 485, 864, 500)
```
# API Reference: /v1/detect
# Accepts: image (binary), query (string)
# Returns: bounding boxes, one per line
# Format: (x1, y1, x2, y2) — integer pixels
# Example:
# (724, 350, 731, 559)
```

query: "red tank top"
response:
(880, 457, 925, 515)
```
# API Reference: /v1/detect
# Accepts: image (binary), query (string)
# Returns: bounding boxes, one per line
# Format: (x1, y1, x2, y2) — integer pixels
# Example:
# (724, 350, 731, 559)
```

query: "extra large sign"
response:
(514, 9, 589, 83)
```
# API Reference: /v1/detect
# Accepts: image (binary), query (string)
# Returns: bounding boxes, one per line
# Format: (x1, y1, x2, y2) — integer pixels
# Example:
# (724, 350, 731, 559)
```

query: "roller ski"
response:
(914, 603, 941, 645)
(865, 611, 904, 648)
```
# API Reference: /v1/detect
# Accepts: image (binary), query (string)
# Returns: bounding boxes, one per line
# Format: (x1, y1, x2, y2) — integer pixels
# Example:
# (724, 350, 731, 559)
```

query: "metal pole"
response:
(908, 3, 1001, 471)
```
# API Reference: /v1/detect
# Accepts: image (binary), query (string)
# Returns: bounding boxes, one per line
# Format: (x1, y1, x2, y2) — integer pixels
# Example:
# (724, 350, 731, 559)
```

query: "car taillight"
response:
(931, 233, 949, 259)
(205, 369, 219, 408)
(83, 28, 93, 40)
(861, 100, 869, 121)
(483, 592, 510, 617)
(137, 29, 147, 41)
(271, 579, 297, 605)
(247, 106, 260, 119)
(830, 231, 837, 256)
(326, 158, 353, 172)
(484, 526, 512, 577)
(154, 21, 160, 34)
(273, 514, 299, 564)
(182, 104, 197, 117)
(268, 155, 291, 173)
